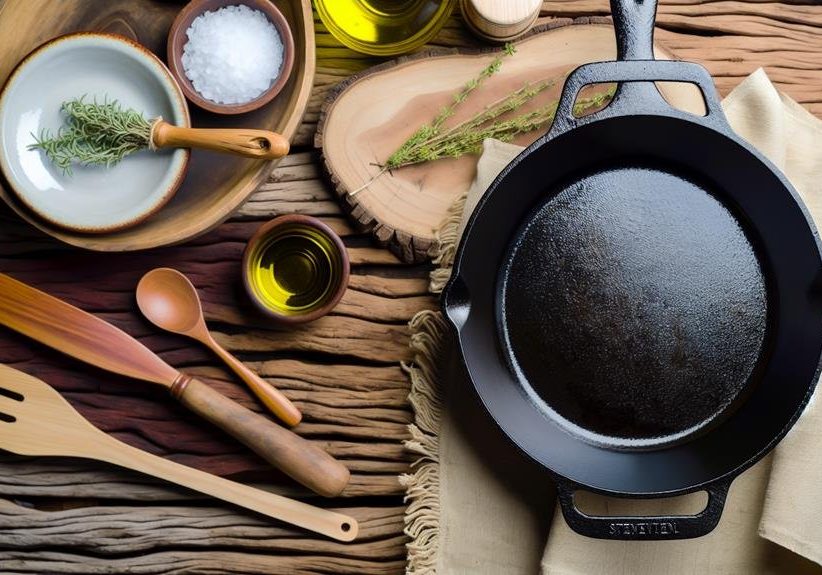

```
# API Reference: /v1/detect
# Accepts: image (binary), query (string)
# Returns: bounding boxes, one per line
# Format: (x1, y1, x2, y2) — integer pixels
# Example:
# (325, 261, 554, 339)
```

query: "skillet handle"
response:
(612, 0, 658, 61)
(555, 477, 732, 540)
(548, 60, 726, 136)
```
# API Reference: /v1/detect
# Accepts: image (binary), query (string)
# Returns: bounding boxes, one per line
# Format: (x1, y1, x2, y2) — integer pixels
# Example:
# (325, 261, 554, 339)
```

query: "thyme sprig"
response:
(350, 44, 616, 196)
(29, 97, 154, 175)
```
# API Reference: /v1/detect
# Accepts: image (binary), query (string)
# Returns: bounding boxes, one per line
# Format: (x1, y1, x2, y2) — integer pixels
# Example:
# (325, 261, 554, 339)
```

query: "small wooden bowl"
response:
(167, 0, 295, 115)
(242, 215, 350, 324)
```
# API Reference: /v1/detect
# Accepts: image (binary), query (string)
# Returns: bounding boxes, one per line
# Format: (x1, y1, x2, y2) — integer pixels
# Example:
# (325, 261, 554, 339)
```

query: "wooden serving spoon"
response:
(151, 121, 289, 160)
(136, 268, 302, 427)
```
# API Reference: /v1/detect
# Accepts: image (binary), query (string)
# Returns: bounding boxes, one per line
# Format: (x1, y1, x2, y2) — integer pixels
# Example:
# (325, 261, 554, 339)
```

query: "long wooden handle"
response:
(171, 376, 349, 497)
(207, 337, 302, 428)
(96, 433, 357, 541)
(152, 120, 290, 160)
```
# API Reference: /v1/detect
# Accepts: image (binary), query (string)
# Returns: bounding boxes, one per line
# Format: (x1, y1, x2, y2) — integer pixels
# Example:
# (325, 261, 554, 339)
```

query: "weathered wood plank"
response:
(0, 499, 406, 556)
(0, 457, 405, 500)
(0, 484, 407, 572)
(0, 551, 406, 575)
(0, 2, 818, 573)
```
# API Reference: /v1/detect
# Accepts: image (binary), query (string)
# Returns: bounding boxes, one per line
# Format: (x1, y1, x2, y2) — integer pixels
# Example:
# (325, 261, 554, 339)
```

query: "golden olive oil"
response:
(247, 225, 344, 317)
(315, 0, 455, 56)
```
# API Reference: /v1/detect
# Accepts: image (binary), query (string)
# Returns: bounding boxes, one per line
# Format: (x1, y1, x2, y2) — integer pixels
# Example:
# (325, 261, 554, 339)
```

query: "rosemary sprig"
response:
(350, 44, 616, 196)
(431, 42, 516, 131)
(29, 97, 154, 175)
(382, 44, 516, 175)
(388, 78, 556, 170)
(387, 86, 616, 170)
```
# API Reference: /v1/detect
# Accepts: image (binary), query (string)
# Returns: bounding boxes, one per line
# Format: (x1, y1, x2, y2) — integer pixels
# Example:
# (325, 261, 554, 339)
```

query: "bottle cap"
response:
(460, 0, 541, 42)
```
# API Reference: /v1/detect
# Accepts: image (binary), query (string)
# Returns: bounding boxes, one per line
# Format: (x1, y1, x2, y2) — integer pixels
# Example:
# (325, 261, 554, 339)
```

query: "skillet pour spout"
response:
(443, 0, 822, 540)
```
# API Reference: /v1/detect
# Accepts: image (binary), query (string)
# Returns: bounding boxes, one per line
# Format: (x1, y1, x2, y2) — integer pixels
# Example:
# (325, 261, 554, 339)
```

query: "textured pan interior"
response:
(499, 164, 768, 447)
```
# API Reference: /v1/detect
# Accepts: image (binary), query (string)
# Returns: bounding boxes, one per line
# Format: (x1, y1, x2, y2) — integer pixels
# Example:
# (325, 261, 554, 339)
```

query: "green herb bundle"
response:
(352, 44, 616, 195)
(29, 98, 153, 175)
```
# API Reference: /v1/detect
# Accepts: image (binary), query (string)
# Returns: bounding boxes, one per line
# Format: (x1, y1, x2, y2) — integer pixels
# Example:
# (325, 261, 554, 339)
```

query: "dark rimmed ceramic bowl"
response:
(167, 0, 295, 115)
(242, 214, 349, 324)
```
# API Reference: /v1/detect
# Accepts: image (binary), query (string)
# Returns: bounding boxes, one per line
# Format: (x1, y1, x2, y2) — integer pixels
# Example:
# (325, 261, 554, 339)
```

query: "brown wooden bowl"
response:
(242, 214, 350, 325)
(0, 0, 314, 252)
(167, 0, 296, 115)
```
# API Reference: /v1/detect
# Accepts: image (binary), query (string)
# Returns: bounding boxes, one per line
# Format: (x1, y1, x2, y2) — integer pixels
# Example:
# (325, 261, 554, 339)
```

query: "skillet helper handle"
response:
(551, 0, 723, 136)
(550, 60, 725, 136)
(170, 375, 350, 497)
(555, 478, 731, 540)
(152, 120, 290, 160)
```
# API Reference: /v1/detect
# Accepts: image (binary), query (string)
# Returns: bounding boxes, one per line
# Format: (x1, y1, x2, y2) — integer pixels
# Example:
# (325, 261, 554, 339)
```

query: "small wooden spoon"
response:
(136, 268, 302, 427)
(151, 121, 289, 160)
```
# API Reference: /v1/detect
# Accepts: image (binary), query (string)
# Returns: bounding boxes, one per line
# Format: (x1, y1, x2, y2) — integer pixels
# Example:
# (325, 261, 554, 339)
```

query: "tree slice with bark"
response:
(316, 20, 704, 263)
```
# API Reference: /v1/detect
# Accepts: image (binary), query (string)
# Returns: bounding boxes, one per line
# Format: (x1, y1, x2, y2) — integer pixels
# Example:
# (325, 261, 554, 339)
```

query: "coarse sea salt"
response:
(181, 5, 284, 105)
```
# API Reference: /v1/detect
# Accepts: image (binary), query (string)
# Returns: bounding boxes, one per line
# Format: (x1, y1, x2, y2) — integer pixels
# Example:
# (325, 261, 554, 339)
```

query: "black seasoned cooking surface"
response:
(500, 166, 768, 444)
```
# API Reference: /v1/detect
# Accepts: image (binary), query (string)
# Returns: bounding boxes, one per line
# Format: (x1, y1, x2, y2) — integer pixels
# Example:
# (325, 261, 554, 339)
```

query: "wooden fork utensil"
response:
(0, 365, 356, 541)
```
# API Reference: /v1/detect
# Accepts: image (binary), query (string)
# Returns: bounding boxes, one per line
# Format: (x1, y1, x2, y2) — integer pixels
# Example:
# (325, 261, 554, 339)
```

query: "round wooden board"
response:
(316, 19, 706, 263)
(0, 0, 315, 251)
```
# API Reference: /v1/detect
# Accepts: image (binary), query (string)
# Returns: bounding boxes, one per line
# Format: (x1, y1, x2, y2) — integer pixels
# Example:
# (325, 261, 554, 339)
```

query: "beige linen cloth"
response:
(402, 69, 822, 575)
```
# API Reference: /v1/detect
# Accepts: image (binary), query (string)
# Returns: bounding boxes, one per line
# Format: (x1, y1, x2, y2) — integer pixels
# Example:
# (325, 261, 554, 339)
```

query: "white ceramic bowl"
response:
(0, 33, 190, 233)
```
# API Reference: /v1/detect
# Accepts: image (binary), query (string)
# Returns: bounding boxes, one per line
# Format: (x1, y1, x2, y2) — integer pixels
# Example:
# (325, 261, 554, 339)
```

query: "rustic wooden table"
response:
(0, 2, 820, 573)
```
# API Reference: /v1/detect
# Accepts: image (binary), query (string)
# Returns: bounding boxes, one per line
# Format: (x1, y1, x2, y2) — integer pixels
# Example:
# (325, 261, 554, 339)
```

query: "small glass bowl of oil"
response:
(243, 215, 349, 324)
(315, 0, 456, 56)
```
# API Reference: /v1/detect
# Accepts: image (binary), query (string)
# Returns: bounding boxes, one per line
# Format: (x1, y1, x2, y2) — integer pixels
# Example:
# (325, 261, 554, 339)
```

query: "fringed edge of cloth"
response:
(401, 192, 467, 574)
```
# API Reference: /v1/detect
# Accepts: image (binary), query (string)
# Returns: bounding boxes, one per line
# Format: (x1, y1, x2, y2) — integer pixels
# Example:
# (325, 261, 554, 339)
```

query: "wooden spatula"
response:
(0, 365, 357, 541)
(0, 273, 349, 497)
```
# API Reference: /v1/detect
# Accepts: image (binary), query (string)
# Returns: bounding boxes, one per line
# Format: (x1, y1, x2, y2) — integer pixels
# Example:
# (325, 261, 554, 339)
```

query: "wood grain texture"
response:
(0, 502, 405, 574)
(0, 1, 819, 573)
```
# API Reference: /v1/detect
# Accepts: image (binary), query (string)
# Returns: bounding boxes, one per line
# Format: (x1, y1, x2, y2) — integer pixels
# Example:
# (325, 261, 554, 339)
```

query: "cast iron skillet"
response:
(443, 0, 822, 540)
